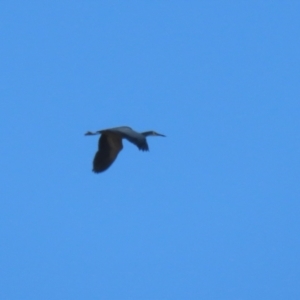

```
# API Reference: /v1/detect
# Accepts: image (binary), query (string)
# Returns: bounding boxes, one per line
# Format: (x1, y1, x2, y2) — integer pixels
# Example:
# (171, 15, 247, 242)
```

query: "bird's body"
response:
(85, 126, 165, 173)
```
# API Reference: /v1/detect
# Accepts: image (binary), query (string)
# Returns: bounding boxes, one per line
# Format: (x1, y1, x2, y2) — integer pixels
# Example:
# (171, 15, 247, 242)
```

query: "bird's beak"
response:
(157, 133, 166, 137)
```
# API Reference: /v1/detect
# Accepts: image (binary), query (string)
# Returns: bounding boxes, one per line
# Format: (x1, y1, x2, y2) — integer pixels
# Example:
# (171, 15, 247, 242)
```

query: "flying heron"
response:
(85, 126, 165, 173)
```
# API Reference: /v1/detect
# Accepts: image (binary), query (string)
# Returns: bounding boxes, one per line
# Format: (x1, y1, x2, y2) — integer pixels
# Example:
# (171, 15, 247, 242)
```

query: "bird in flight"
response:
(85, 126, 165, 173)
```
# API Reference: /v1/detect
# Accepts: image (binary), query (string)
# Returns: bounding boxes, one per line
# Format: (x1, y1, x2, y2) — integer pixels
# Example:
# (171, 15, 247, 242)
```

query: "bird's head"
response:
(142, 131, 166, 137)
(153, 131, 166, 137)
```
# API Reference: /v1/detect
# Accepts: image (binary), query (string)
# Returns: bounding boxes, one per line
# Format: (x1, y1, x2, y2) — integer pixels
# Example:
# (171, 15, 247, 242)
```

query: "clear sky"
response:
(1, 2, 299, 299)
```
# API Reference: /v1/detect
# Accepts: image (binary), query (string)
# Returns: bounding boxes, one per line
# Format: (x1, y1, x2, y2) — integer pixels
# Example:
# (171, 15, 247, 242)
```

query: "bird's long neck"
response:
(141, 131, 153, 137)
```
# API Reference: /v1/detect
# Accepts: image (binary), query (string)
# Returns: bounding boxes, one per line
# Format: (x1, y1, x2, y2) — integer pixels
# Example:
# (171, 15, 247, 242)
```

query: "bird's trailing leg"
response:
(85, 131, 102, 136)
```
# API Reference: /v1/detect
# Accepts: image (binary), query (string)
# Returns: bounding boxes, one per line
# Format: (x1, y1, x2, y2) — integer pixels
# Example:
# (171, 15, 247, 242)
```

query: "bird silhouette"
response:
(85, 126, 165, 173)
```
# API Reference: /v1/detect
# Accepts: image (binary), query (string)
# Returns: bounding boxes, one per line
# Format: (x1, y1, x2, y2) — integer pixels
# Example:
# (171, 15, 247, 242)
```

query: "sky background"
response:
(0, 1, 299, 299)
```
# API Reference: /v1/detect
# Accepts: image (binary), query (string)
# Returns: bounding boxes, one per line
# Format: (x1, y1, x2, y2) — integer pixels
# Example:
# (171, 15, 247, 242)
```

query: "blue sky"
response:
(1, 1, 299, 299)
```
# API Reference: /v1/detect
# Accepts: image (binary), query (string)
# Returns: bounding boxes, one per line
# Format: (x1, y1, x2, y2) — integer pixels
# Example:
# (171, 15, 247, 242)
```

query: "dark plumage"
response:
(85, 126, 165, 173)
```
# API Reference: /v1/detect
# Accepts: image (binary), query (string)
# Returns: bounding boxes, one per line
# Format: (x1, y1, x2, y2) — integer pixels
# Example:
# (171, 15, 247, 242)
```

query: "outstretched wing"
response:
(108, 126, 149, 151)
(93, 132, 123, 173)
